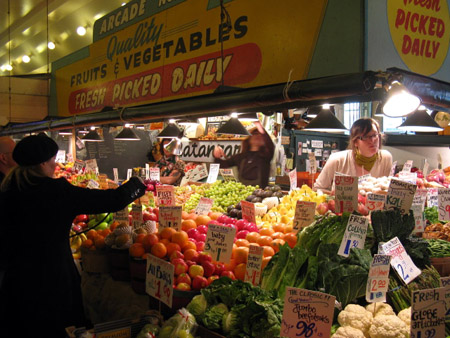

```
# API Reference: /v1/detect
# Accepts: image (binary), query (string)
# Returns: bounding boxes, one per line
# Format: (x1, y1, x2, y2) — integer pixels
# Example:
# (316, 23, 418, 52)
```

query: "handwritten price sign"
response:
(438, 188, 450, 222)
(156, 185, 175, 206)
(114, 206, 129, 223)
(365, 193, 386, 211)
(366, 254, 391, 303)
(219, 168, 236, 182)
(159, 206, 182, 231)
(146, 254, 174, 308)
(385, 179, 417, 215)
(204, 224, 236, 263)
(293, 201, 316, 233)
(427, 188, 439, 208)
(131, 204, 144, 229)
(289, 168, 297, 191)
(85, 159, 99, 174)
(334, 174, 358, 213)
(240, 200, 256, 224)
(411, 288, 446, 338)
(149, 167, 160, 181)
(382, 237, 421, 285)
(207, 163, 220, 183)
(245, 245, 264, 286)
(281, 287, 335, 338)
(194, 197, 214, 216)
(338, 214, 369, 257)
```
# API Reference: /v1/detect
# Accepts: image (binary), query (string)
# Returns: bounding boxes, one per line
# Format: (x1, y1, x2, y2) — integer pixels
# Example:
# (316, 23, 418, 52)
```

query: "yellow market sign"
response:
(387, 0, 450, 75)
(54, 0, 327, 116)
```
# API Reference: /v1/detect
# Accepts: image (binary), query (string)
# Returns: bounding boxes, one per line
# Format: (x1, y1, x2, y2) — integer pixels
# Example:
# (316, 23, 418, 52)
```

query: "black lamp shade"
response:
(383, 81, 421, 117)
(303, 108, 347, 132)
(216, 117, 250, 136)
(158, 123, 182, 138)
(82, 130, 103, 141)
(115, 128, 140, 141)
(398, 109, 443, 132)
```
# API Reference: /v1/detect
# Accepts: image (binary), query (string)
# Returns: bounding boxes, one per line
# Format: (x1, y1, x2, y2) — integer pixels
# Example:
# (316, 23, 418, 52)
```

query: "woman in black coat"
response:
(0, 135, 146, 337)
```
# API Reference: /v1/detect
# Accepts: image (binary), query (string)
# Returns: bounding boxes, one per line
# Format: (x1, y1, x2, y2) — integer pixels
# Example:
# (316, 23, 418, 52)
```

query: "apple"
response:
(235, 219, 248, 231)
(173, 258, 189, 275)
(221, 270, 236, 280)
(236, 230, 249, 239)
(207, 220, 221, 226)
(152, 208, 159, 220)
(75, 214, 88, 223)
(177, 273, 192, 286)
(201, 260, 216, 277)
(192, 275, 208, 290)
(196, 225, 208, 234)
(316, 202, 329, 215)
(72, 224, 83, 232)
(198, 252, 212, 265)
(185, 260, 197, 267)
(96, 222, 109, 230)
(170, 250, 184, 262)
(196, 241, 205, 252)
(244, 223, 257, 232)
(77, 222, 87, 229)
(328, 199, 336, 213)
(207, 275, 220, 286)
(196, 233, 207, 242)
(225, 217, 236, 225)
(176, 282, 191, 291)
(143, 212, 157, 222)
(96, 213, 108, 221)
(189, 264, 204, 278)
(214, 262, 226, 275)
(217, 215, 229, 223)
(187, 228, 199, 239)
(357, 203, 369, 216)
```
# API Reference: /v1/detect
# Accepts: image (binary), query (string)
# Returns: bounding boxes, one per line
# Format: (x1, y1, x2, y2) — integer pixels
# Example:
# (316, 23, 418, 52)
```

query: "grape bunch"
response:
(204, 181, 257, 213)
(184, 193, 202, 212)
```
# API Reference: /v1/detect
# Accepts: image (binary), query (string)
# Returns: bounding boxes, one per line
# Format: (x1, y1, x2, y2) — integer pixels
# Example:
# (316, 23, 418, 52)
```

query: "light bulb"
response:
(22, 55, 30, 63)
(76, 26, 87, 36)
(48, 42, 56, 50)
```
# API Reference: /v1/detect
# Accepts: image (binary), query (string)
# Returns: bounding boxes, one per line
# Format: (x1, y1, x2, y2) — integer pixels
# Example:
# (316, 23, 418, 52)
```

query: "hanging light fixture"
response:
(237, 112, 259, 121)
(303, 105, 347, 133)
(157, 123, 182, 138)
(115, 126, 140, 141)
(82, 128, 103, 141)
(164, 137, 182, 155)
(216, 117, 250, 136)
(397, 107, 443, 132)
(373, 102, 384, 117)
(382, 80, 421, 117)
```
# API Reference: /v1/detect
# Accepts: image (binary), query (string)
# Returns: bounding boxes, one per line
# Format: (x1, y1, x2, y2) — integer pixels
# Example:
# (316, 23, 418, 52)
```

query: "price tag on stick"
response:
(131, 204, 143, 229)
(293, 201, 316, 233)
(411, 288, 446, 338)
(194, 197, 213, 215)
(240, 200, 256, 224)
(440, 277, 450, 321)
(149, 167, 160, 181)
(156, 185, 175, 206)
(207, 163, 220, 183)
(382, 237, 421, 284)
(438, 188, 450, 222)
(366, 254, 391, 303)
(146, 254, 174, 308)
(159, 206, 182, 231)
(204, 224, 236, 263)
(365, 193, 386, 212)
(245, 245, 264, 286)
(338, 214, 369, 257)
(114, 206, 129, 224)
(427, 188, 439, 208)
(281, 287, 335, 338)
(334, 174, 358, 213)
(289, 168, 297, 191)
(385, 178, 417, 214)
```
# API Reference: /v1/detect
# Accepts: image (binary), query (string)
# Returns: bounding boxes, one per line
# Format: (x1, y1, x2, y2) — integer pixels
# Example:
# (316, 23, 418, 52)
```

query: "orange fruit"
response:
(181, 219, 197, 232)
(259, 228, 274, 237)
(235, 238, 250, 247)
(81, 238, 93, 249)
(182, 240, 197, 252)
(160, 238, 170, 246)
(129, 243, 146, 258)
(271, 232, 285, 240)
(257, 235, 273, 247)
(143, 234, 159, 251)
(283, 232, 298, 248)
(233, 246, 249, 264)
(284, 224, 294, 233)
(262, 245, 275, 257)
(86, 229, 98, 241)
(151, 242, 167, 258)
(101, 229, 112, 237)
(246, 231, 261, 243)
(272, 223, 286, 233)
(262, 256, 272, 270)
(166, 242, 182, 256)
(208, 212, 222, 220)
(160, 227, 176, 240)
(171, 230, 189, 247)
(94, 235, 106, 249)
(224, 258, 237, 272)
(182, 210, 190, 220)
(234, 263, 247, 281)
(184, 248, 199, 261)
(195, 215, 211, 226)
(270, 239, 286, 253)
(186, 212, 198, 221)
(109, 221, 120, 232)
(134, 233, 147, 244)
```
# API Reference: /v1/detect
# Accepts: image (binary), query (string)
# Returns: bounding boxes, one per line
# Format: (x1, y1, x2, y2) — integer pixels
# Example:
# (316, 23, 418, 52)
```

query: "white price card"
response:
(427, 188, 439, 208)
(365, 193, 386, 212)
(281, 287, 335, 338)
(206, 163, 220, 183)
(382, 237, 421, 284)
(149, 167, 160, 181)
(338, 214, 369, 257)
(308, 152, 317, 174)
(220, 168, 236, 182)
(86, 179, 100, 189)
(204, 224, 236, 263)
(66, 153, 73, 163)
(56, 150, 66, 163)
(159, 206, 182, 231)
(240, 200, 256, 224)
(311, 140, 323, 148)
(146, 254, 174, 308)
(156, 185, 175, 206)
(402, 160, 413, 172)
(293, 201, 316, 233)
(438, 188, 450, 222)
(411, 288, 446, 338)
(73, 159, 85, 173)
(366, 254, 391, 303)
(131, 204, 143, 229)
(423, 160, 429, 178)
(413, 189, 428, 209)
(113, 168, 119, 183)
(187, 163, 209, 182)
(245, 245, 264, 286)
(114, 206, 129, 223)
(440, 277, 450, 321)
(145, 163, 150, 180)
(127, 169, 132, 180)
(194, 197, 214, 215)
(385, 178, 417, 214)
(411, 204, 425, 233)
(85, 159, 99, 174)
(334, 174, 358, 213)
(289, 168, 297, 191)
(398, 171, 417, 184)
(390, 161, 398, 177)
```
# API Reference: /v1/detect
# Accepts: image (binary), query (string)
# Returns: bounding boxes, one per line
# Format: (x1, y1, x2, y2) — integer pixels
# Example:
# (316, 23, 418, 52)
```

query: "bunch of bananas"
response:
(70, 230, 87, 259)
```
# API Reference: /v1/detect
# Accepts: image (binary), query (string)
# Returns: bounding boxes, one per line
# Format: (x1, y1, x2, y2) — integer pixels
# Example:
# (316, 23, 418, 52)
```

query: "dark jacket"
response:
(0, 176, 145, 337)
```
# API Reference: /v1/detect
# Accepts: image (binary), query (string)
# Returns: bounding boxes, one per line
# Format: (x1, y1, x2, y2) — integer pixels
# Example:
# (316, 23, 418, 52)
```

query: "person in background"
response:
(0, 134, 146, 337)
(0, 136, 17, 183)
(313, 117, 393, 193)
(213, 121, 275, 188)
(155, 138, 186, 185)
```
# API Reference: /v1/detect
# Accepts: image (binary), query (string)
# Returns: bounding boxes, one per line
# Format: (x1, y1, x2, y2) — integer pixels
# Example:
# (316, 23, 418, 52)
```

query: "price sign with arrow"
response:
(204, 224, 236, 263)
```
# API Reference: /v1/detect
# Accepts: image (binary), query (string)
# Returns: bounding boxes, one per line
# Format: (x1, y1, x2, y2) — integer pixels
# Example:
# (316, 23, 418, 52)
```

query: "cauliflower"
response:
(332, 326, 366, 338)
(365, 303, 395, 318)
(338, 304, 373, 337)
(368, 314, 409, 338)
(397, 307, 411, 327)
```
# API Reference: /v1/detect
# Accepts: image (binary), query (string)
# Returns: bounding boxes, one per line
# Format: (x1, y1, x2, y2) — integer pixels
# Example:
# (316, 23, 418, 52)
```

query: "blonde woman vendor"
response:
(313, 118, 393, 193)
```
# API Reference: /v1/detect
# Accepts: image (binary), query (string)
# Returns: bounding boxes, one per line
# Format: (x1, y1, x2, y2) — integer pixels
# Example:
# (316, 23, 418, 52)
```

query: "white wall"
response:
(384, 146, 450, 170)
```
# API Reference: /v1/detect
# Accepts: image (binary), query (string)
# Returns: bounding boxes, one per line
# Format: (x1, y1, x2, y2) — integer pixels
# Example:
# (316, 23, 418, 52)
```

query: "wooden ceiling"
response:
(0, 0, 126, 76)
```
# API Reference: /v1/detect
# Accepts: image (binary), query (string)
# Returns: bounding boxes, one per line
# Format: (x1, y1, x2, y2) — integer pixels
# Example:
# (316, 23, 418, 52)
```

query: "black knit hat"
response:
(13, 135, 59, 166)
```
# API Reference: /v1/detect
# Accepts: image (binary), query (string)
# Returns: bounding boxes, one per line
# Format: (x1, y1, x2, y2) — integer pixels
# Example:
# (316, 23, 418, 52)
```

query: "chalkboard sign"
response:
(77, 127, 152, 180)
